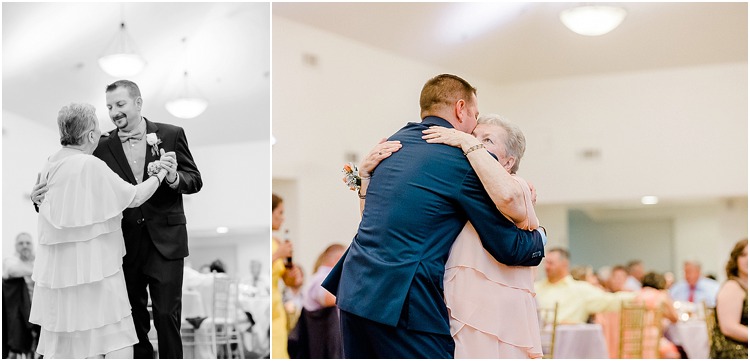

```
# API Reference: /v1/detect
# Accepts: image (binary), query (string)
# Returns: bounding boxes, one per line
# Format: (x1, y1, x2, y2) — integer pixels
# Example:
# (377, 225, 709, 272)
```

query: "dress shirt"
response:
(120, 119, 148, 184)
(669, 277, 720, 307)
(624, 275, 642, 291)
(535, 275, 635, 324)
(302, 266, 334, 312)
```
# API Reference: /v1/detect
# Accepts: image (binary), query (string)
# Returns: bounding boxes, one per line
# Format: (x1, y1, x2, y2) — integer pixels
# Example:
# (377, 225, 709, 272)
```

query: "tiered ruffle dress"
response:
(444, 222, 543, 359)
(30, 153, 139, 358)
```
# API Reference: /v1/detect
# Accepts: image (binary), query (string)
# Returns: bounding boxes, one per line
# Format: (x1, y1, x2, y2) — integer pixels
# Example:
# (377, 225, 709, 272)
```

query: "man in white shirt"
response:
(669, 259, 720, 307)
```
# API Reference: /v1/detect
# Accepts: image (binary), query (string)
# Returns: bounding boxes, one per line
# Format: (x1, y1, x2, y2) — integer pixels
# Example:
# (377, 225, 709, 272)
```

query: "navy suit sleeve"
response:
(173, 127, 202, 194)
(458, 170, 545, 267)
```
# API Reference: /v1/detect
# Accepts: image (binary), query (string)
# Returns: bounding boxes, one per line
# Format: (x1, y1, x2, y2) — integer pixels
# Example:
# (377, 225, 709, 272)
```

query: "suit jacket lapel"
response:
(107, 129, 138, 184)
(141, 118, 160, 182)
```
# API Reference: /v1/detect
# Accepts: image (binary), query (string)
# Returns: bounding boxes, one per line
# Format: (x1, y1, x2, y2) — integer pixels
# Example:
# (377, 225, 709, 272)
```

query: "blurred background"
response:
(272, 2, 747, 284)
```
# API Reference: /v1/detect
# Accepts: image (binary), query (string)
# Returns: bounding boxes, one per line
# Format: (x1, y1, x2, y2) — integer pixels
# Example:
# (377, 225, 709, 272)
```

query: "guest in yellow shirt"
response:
(535, 248, 635, 324)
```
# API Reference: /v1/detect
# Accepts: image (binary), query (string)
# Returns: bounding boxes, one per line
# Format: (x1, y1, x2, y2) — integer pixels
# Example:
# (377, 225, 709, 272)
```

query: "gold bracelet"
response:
(463, 143, 485, 156)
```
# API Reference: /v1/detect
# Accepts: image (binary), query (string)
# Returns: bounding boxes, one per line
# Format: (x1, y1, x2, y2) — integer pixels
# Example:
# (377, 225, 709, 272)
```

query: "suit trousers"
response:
(123, 225, 184, 359)
(339, 309, 454, 359)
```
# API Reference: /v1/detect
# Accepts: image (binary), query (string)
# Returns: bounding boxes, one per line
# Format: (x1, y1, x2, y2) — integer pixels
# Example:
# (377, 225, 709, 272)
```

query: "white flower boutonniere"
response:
(146, 133, 162, 157)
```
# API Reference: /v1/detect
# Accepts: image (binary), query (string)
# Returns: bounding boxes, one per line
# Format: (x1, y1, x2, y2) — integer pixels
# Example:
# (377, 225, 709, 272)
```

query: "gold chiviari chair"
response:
(619, 300, 648, 359)
(703, 301, 716, 352)
(537, 302, 559, 359)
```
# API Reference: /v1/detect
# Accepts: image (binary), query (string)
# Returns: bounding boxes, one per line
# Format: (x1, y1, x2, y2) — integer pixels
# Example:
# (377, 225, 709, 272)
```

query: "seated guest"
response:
(2, 233, 37, 358)
(624, 259, 645, 291)
(710, 239, 747, 359)
(634, 272, 680, 359)
(289, 244, 346, 358)
(670, 259, 720, 307)
(535, 248, 634, 324)
(209, 259, 227, 274)
(607, 265, 630, 292)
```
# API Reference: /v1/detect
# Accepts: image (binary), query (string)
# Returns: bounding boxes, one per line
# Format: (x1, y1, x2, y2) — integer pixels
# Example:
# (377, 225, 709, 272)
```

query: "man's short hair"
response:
(626, 260, 642, 271)
(105, 80, 141, 99)
(419, 74, 476, 117)
(548, 247, 570, 260)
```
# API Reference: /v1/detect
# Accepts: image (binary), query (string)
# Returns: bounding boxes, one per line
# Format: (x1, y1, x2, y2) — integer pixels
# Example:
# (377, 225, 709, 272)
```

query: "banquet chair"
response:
(619, 301, 645, 358)
(537, 302, 558, 359)
(702, 302, 716, 351)
(212, 276, 243, 359)
(619, 300, 663, 358)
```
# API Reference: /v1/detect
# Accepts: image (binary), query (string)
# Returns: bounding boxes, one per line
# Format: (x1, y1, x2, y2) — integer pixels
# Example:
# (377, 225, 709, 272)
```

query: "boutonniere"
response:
(342, 162, 361, 191)
(145, 133, 162, 157)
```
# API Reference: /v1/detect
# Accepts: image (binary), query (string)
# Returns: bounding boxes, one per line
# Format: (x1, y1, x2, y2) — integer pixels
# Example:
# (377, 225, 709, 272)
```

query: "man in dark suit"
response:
(31, 80, 202, 358)
(322, 74, 546, 358)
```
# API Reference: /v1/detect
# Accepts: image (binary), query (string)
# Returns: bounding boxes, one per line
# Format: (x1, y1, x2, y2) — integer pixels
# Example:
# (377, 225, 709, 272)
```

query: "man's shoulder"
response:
(149, 120, 184, 134)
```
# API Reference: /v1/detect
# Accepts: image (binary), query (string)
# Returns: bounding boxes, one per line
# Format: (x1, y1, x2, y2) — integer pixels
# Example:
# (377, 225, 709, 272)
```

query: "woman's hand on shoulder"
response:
(359, 138, 402, 178)
(422, 126, 478, 150)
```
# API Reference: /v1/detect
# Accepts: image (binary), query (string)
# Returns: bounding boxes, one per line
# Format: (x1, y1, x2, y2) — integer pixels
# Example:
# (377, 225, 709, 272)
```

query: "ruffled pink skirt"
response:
(444, 222, 542, 359)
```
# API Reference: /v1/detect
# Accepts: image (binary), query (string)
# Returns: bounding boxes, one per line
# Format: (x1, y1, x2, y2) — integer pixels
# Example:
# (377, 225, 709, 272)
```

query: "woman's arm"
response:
(422, 126, 528, 225)
(716, 280, 749, 342)
(128, 167, 167, 208)
(357, 139, 402, 215)
(661, 292, 680, 323)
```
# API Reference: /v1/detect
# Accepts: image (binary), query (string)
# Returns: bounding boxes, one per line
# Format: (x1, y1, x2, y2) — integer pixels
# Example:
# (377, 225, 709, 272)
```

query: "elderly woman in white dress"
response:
(30, 103, 168, 359)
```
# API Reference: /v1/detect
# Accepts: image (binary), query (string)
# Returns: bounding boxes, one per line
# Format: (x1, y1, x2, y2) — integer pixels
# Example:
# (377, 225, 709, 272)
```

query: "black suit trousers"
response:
(339, 309, 454, 359)
(124, 224, 184, 359)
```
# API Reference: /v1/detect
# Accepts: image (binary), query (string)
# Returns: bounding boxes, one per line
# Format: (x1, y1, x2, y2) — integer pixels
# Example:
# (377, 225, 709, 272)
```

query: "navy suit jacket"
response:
(93, 118, 202, 260)
(322, 116, 545, 336)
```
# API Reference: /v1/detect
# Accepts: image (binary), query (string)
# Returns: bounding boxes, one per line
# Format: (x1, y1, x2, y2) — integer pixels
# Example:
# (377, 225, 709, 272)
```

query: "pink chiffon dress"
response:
(30, 153, 139, 358)
(444, 174, 542, 358)
(445, 220, 542, 359)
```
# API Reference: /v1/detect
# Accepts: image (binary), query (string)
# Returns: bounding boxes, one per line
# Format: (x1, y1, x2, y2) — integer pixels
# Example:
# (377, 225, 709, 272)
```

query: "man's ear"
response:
(454, 99, 466, 123)
(136, 97, 143, 110)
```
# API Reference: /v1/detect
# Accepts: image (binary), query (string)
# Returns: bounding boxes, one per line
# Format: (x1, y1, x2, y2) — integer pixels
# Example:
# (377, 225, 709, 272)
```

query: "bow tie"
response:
(119, 128, 144, 143)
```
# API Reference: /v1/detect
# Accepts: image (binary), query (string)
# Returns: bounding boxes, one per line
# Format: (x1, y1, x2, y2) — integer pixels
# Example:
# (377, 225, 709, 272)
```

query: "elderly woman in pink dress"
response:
(358, 114, 542, 358)
(30, 103, 168, 359)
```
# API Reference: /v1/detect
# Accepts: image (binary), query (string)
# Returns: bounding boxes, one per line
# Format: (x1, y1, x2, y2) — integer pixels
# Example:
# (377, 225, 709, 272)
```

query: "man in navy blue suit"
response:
(322, 74, 546, 358)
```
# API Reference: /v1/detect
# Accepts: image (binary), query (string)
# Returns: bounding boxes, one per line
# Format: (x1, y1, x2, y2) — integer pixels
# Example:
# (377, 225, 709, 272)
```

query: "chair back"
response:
(702, 302, 716, 351)
(537, 302, 558, 359)
(619, 300, 646, 358)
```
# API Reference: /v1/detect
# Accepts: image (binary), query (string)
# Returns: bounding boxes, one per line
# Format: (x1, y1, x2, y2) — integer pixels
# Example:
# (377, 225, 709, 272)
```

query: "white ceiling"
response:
(3, 2, 270, 146)
(273, 2, 747, 84)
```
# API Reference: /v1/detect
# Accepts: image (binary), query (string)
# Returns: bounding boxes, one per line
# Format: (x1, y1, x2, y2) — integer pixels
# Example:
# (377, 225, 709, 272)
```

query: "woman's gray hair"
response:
(57, 103, 97, 146)
(477, 113, 526, 173)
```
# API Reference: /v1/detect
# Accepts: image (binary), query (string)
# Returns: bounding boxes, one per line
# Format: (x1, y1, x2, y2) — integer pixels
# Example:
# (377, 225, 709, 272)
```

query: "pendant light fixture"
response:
(165, 37, 208, 119)
(98, 7, 146, 77)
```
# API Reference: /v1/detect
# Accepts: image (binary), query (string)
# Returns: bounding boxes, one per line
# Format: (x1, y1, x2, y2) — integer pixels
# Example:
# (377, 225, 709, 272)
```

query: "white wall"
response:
(272, 16, 748, 277)
(2, 109, 60, 257)
(482, 63, 748, 204)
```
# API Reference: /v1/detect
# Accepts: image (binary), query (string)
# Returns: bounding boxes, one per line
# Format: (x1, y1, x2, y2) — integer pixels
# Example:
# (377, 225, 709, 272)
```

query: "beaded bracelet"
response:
(463, 143, 485, 156)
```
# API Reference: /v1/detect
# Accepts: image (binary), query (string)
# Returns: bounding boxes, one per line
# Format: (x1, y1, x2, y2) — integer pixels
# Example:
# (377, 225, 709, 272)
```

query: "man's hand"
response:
(159, 149, 178, 183)
(31, 173, 48, 206)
